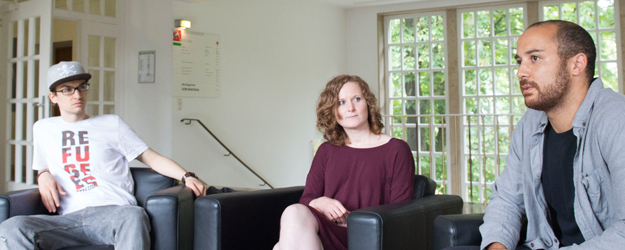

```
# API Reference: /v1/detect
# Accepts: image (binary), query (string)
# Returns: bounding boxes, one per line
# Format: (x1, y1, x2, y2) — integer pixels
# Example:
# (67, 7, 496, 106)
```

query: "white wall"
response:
(120, 0, 175, 161)
(118, 0, 516, 190)
(170, 0, 347, 188)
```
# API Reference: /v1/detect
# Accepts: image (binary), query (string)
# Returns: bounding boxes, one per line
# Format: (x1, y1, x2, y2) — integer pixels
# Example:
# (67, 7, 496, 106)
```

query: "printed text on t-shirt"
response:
(62, 130, 98, 191)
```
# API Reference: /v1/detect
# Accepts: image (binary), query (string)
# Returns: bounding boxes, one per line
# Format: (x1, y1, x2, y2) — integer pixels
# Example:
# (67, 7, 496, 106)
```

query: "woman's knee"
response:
(281, 204, 310, 219)
(280, 204, 316, 228)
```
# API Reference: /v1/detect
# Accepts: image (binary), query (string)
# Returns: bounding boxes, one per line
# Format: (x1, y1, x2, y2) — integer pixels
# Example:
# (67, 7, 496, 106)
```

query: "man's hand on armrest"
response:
(183, 177, 207, 197)
(37, 171, 66, 213)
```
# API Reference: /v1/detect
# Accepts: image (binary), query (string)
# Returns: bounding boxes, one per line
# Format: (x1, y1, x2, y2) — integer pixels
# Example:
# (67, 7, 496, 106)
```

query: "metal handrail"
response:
(181, 118, 274, 189)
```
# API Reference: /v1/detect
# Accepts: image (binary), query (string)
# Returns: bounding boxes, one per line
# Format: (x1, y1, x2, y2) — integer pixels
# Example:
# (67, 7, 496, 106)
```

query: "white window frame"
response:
(457, 3, 527, 203)
(384, 11, 451, 193)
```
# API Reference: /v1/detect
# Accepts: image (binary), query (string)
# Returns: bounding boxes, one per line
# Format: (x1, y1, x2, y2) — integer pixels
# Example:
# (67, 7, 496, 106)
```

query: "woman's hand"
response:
(38, 172, 66, 213)
(335, 211, 350, 227)
(309, 196, 350, 225)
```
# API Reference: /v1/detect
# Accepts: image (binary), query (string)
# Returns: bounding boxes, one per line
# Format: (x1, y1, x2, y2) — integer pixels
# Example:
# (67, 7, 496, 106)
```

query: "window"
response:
(385, 12, 449, 193)
(86, 35, 117, 116)
(382, 0, 620, 204)
(542, 0, 620, 91)
(459, 5, 526, 203)
(55, 0, 116, 17)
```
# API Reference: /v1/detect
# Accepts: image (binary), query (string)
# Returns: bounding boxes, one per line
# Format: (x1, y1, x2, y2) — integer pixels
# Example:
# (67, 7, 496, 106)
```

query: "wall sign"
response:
(172, 29, 220, 98)
(138, 50, 156, 83)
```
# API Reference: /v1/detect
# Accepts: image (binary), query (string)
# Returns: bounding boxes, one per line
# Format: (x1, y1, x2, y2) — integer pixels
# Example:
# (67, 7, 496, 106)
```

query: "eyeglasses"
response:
(55, 83, 90, 96)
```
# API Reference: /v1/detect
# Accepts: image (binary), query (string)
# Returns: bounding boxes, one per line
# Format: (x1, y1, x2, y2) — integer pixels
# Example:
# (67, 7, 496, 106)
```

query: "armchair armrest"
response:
(347, 194, 463, 250)
(194, 186, 304, 250)
(145, 185, 196, 250)
(0, 188, 49, 223)
(432, 213, 484, 250)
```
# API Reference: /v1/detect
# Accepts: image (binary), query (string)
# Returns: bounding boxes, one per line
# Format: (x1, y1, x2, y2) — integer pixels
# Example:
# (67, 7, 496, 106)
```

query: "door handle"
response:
(33, 96, 46, 107)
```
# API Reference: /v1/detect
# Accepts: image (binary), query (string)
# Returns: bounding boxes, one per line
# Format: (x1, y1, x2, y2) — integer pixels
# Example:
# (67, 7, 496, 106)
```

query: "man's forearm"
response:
(479, 194, 525, 250)
(137, 148, 187, 181)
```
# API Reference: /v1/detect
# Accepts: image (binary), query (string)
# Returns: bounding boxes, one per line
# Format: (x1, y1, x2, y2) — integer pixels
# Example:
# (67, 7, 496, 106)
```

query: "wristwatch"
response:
(182, 172, 198, 184)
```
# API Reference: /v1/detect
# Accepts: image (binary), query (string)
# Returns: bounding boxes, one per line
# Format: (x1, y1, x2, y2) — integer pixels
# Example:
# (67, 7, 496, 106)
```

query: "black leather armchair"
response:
(432, 213, 527, 250)
(194, 175, 463, 250)
(194, 186, 304, 250)
(432, 213, 485, 250)
(0, 167, 195, 250)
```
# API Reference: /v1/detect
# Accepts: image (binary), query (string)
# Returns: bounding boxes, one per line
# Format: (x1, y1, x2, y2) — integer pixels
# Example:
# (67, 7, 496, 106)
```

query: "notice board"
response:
(172, 29, 220, 97)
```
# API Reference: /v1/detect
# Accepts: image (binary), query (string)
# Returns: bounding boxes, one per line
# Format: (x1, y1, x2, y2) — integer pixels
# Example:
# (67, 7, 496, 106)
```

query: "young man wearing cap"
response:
(0, 61, 207, 250)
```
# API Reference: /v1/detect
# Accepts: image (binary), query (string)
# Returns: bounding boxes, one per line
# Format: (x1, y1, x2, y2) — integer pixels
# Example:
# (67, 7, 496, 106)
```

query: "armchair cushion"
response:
(413, 175, 437, 199)
(0, 188, 48, 222)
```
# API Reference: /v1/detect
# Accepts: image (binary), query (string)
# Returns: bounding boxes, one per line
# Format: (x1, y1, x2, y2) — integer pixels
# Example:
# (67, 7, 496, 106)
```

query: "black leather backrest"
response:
(131, 167, 175, 207)
(413, 175, 436, 199)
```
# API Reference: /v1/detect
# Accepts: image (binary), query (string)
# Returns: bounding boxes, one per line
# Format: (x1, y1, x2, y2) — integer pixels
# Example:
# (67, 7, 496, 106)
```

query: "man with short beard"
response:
(470, 20, 625, 250)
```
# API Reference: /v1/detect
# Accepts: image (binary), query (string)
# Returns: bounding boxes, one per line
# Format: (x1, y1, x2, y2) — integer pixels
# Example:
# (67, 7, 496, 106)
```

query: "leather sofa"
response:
(194, 175, 463, 250)
(0, 167, 196, 250)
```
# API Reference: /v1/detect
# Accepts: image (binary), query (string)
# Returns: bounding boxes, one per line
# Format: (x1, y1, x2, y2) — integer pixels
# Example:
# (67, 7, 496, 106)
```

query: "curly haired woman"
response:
(273, 75, 415, 250)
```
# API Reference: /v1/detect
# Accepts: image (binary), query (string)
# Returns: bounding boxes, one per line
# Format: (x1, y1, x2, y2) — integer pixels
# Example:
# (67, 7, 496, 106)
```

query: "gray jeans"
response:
(0, 205, 150, 250)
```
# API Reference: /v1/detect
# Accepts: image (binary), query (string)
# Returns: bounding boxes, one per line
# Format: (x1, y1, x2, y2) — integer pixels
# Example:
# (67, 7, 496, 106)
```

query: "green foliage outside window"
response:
(419, 72, 431, 97)
(461, 6, 525, 203)
(420, 155, 431, 178)
(388, 14, 448, 190)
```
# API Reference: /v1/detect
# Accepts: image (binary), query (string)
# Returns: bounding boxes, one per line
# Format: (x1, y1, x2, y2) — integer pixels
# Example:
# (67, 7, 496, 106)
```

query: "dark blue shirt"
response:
(542, 123, 585, 247)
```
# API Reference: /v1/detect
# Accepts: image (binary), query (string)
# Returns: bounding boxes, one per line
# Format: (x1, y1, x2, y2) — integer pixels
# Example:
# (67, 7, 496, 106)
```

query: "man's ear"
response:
(48, 92, 57, 104)
(569, 52, 588, 76)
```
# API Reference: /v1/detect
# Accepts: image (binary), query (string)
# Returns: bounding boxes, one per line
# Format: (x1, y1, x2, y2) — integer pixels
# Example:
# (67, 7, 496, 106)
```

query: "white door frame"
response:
(4, 0, 53, 192)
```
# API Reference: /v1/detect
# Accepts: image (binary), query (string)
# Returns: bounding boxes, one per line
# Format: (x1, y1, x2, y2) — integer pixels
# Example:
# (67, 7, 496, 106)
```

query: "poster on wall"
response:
(138, 50, 156, 83)
(172, 29, 220, 98)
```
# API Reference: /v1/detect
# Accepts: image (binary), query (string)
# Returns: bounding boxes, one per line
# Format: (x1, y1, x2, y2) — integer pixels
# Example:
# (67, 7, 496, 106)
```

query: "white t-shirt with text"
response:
(32, 115, 149, 215)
